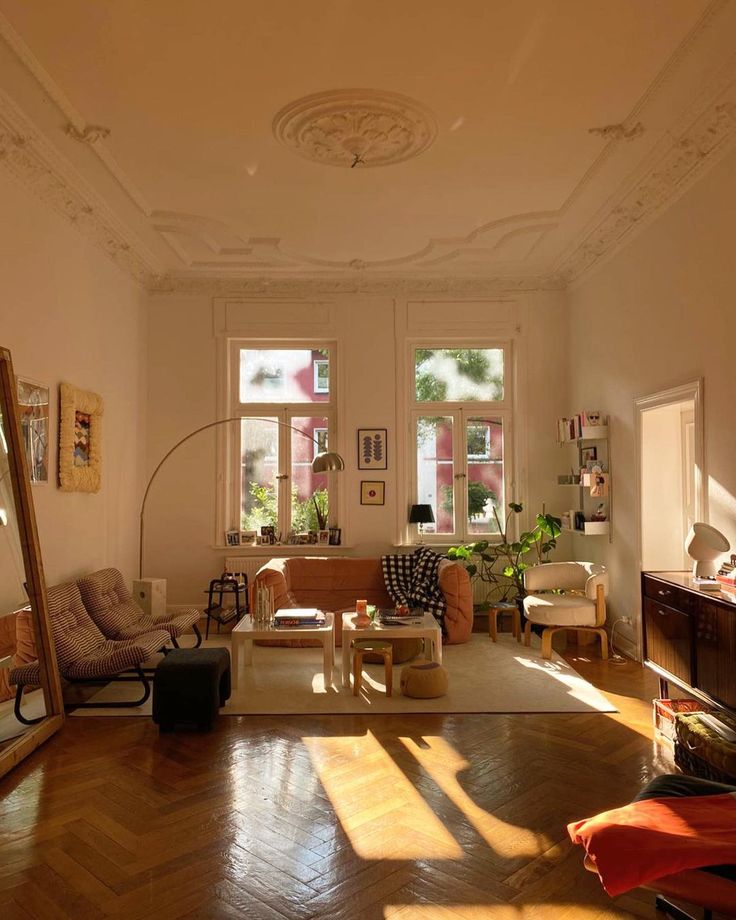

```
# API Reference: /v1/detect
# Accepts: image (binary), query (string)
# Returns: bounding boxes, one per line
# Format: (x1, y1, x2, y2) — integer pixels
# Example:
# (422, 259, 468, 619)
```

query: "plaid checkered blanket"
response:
(381, 547, 447, 633)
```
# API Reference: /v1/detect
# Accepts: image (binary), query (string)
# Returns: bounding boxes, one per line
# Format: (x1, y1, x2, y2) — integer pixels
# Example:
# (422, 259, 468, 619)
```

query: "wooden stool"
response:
(488, 603, 521, 643)
(352, 639, 393, 697)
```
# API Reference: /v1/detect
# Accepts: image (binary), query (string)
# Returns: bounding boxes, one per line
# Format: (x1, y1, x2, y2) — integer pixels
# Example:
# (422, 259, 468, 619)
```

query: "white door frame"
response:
(634, 378, 705, 659)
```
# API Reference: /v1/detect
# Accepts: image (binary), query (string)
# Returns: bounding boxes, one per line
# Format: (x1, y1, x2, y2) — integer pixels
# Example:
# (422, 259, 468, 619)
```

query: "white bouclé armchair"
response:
(523, 561, 609, 660)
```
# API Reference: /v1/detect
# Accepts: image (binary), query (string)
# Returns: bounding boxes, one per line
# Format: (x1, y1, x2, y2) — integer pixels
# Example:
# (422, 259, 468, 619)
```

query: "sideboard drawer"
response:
(643, 596, 694, 685)
(642, 574, 695, 613)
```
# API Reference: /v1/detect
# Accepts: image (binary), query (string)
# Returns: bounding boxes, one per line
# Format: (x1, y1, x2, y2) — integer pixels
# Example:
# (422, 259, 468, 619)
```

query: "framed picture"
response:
(240, 530, 257, 545)
(317, 529, 330, 545)
(17, 378, 49, 483)
(329, 527, 341, 546)
(580, 446, 597, 465)
(357, 428, 387, 469)
(225, 530, 241, 546)
(58, 383, 104, 493)
(360, 481, 385, 505)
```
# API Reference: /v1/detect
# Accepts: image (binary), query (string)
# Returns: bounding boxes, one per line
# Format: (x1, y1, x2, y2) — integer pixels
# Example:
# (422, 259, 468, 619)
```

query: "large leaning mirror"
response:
(0, 346, 63, 780)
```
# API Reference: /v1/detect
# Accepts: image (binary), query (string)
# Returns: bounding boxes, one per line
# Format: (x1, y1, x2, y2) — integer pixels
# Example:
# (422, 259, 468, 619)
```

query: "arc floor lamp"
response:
(138, 416, 345, 578)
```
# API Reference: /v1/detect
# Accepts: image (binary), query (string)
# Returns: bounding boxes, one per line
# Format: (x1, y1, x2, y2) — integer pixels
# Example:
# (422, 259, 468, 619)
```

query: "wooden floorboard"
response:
(0, 652, 725, 919)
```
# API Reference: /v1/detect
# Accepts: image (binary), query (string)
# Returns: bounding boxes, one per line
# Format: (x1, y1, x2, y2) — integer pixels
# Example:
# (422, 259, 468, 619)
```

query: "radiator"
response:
(224, 556, 272, 583)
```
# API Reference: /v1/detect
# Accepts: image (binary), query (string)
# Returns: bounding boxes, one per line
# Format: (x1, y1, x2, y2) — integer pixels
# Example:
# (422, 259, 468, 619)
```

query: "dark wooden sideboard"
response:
(642, 571, 736, 713)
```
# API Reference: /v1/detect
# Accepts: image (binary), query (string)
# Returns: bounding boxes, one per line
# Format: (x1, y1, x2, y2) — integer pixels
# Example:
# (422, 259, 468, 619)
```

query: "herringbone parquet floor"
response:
(0, 653, 714, 920)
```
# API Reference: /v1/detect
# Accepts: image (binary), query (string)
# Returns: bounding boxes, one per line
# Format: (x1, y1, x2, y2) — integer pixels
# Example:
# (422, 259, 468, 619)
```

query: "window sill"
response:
(213, 544, 353, 553)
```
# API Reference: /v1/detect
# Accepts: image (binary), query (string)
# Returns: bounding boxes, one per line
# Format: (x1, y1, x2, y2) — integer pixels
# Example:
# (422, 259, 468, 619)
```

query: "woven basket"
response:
(674, 712, 736, 784)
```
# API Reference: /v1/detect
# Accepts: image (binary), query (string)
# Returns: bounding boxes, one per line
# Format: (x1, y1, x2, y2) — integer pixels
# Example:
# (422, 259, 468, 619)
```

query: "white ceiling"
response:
(0, 0, 735, 287)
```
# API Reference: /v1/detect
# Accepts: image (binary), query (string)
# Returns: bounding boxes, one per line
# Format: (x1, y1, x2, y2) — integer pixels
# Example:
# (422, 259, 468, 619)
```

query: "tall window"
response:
(410, 345, 511, 543)
(229, 343, 336, 537)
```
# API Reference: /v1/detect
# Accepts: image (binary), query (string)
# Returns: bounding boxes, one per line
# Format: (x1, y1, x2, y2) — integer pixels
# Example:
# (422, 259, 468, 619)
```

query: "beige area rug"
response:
(70, 633, 615, 716)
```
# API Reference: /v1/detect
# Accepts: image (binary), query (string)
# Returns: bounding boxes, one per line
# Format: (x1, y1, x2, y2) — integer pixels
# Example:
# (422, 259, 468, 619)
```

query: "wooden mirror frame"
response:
(0, 347, 64, 781)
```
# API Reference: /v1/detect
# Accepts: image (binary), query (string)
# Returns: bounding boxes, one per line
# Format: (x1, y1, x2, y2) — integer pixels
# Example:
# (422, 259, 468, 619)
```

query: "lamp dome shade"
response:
(311, 451, 345, 473)
(684, 522, 730, 578)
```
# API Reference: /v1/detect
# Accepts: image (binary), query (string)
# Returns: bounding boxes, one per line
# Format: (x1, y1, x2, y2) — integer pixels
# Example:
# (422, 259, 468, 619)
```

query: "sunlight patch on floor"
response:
(400, 735, 551, 859)
(303, 730, 463, 860)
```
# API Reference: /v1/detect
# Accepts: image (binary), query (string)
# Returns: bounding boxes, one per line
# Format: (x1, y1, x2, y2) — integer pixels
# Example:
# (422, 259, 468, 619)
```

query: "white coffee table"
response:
(230, 612, 335, 689)
(341, 611, 442, 689)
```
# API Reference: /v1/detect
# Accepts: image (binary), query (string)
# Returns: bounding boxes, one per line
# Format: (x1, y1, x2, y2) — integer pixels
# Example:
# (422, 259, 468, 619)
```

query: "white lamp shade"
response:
(684, 522, 730, 578)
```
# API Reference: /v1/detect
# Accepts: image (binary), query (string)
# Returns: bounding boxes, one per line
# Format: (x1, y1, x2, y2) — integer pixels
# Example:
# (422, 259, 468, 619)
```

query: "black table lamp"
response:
(409, 504, 435, 543)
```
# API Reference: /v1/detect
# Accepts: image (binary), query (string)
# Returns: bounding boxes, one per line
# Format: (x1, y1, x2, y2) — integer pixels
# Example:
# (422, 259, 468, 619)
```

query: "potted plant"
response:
(447, 502, 562, 611)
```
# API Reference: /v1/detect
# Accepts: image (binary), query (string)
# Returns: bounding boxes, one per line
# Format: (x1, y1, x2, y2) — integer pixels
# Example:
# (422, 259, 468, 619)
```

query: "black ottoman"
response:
(153, 648, 231, 732)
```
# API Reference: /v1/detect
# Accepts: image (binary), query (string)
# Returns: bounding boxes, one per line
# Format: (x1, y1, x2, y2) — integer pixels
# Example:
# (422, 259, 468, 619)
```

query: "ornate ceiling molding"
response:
(0, 92, 162, 286)
(558, 81, 736, 283)
(272, 89, 437, 168)
(151, 208, 559, 274)
(148, 273, 565, 297)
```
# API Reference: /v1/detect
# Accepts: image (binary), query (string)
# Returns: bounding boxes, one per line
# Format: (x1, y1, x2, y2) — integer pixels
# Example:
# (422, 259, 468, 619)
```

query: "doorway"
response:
(635, 380, 704, 573)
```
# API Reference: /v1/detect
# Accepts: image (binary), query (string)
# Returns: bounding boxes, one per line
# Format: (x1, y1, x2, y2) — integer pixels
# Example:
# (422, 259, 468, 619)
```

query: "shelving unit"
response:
(556, 414, 612, 542)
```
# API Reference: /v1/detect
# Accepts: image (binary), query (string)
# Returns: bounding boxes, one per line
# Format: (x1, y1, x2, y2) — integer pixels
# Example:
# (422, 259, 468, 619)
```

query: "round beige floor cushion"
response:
(400, 660, 449, 698)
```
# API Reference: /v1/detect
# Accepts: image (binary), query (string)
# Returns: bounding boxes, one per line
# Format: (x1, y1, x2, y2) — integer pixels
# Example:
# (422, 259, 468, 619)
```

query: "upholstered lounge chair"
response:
(77, 567, 201, 648)
(523, 561, 609, 660)
(12, 580, 170, 723)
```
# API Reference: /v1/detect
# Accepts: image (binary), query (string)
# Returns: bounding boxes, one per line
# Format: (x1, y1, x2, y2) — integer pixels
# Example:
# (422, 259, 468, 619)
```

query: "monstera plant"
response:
(448, 502, 562, 608)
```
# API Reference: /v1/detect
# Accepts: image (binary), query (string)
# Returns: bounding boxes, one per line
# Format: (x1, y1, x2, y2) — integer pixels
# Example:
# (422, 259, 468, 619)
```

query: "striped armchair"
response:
(12, 580, 171, 723)
(77, 568, 201, 648)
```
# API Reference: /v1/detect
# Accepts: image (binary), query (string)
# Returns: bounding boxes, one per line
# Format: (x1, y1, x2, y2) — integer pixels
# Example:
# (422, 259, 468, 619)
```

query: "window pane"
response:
(416, 416, 454, 535)
(290, 416, 328, 533)
(239, 349, 330, 403)
(466, 416, 504, 535)
(240, 418, 279, 532)
(415, 348, 504, 402)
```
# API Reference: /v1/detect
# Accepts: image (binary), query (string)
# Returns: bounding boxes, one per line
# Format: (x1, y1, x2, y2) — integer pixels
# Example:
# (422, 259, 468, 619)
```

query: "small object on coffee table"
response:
(355, 599, 370, 627)
(153, 647, 231, 732)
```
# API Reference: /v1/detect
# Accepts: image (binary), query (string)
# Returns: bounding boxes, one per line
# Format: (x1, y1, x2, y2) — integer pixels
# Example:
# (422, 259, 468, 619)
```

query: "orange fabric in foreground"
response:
(568, 792, 736, 896)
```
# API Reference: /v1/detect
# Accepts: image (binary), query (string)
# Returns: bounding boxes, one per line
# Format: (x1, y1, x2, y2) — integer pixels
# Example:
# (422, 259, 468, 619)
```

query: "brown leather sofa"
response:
(253, 556, 473, 647)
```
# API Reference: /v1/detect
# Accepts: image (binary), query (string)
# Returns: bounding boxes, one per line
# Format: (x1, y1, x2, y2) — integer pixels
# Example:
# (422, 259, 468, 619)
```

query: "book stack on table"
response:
(274, 608, 326, 628)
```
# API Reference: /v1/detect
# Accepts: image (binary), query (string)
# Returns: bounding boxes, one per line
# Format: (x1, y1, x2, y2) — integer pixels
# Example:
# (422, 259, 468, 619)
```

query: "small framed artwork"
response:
(357, 428, 387, 470)
(580, 446, 597, 465)
(329, 527, 341, 546)
(318, 529, 330, 545)
(361, 481, 385, 505)
(240, 530, 257, 545)
(58, 382, 104, 493)
(225, 530, 241, 546)
(17, 377, 50, 483)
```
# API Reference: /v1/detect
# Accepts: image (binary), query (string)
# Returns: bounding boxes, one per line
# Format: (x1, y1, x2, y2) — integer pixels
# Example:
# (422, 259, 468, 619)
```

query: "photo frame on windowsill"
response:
(58, 383, 104, 493)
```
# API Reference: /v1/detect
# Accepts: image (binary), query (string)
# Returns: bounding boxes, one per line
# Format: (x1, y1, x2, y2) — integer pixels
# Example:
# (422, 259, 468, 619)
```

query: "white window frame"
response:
(313, 359, 329, 394)
(225, 340, 337, 537)
(407, 341, 513, 545)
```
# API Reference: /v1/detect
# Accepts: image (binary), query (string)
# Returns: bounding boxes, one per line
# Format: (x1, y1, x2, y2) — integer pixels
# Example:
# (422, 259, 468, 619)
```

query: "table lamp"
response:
(409, 504, 435, 543)
(684, 522, 730, 578)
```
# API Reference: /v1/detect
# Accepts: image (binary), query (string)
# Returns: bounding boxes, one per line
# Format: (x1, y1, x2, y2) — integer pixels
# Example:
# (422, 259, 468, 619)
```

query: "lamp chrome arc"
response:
(138, 416, 345, 578)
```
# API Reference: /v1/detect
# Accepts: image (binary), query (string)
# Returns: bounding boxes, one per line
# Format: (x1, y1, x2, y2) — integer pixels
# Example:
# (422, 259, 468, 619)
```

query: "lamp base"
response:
(691, 559, 719, 579)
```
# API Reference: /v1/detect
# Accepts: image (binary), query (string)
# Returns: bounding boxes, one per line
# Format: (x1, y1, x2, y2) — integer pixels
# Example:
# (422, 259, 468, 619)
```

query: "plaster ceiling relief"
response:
(151, 208, 559, 275)
(272, 89, 437, 169)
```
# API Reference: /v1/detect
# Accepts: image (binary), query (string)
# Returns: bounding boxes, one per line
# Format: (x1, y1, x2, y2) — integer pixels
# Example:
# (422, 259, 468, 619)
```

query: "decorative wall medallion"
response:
(272, 89, 437, 168)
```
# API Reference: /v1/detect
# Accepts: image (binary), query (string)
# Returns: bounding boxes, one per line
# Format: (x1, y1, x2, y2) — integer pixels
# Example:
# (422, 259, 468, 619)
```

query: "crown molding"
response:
(557, 75, 736, 283)
(148, 273, 565, 297)
(0, 91, 162, 286)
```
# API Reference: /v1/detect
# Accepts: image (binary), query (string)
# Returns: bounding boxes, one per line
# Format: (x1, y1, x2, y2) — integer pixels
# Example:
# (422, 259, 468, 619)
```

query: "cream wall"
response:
(567, 146, 736, 657)
(0, 171, 148, 589)
(145, 290, 570, 604)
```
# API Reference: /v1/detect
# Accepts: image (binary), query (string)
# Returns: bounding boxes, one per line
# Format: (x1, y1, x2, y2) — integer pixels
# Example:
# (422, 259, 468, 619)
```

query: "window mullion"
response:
(279, 408, 290, 537)
(455, 408, 467, 541)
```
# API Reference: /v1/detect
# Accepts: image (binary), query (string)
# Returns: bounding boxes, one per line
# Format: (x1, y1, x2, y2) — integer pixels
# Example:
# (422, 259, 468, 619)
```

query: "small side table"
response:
(488, 602, 521, 643)
(204, 576, 248, 640)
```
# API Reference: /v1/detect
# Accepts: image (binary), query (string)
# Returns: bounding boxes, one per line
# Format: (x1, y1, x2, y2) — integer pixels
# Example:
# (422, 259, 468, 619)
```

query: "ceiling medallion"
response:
(272, 89, 437, 168)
